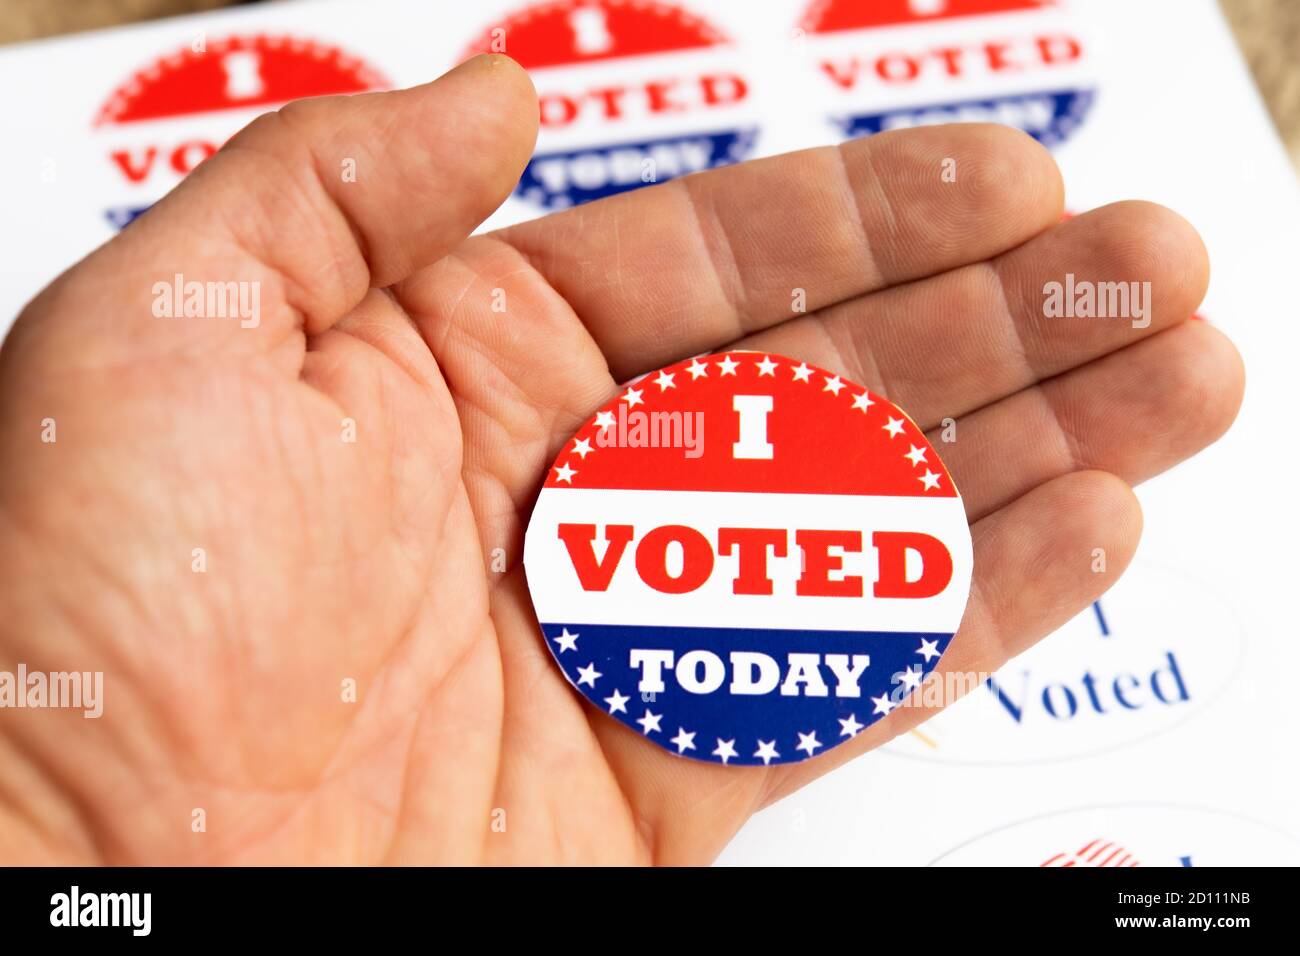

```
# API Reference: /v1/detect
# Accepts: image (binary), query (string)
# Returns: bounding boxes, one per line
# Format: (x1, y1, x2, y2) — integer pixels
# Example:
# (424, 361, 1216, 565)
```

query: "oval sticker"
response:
(523, 351, 973, 765)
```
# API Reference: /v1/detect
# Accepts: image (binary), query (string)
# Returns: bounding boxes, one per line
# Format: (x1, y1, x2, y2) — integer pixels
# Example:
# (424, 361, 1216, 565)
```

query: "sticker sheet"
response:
(1, 0, 1297, 866)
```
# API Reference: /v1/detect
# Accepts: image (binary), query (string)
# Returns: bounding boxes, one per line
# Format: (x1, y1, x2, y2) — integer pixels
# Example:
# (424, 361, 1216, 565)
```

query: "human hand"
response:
(0, 55, 1242, 864)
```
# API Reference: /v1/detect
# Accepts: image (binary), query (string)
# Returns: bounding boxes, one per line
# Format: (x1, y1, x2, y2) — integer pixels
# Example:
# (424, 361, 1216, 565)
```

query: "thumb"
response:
(9, 54, 538, 368)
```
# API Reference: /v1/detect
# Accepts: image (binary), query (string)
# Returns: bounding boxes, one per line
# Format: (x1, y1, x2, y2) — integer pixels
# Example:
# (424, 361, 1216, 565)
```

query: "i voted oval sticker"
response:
(523, 352, 973, 765)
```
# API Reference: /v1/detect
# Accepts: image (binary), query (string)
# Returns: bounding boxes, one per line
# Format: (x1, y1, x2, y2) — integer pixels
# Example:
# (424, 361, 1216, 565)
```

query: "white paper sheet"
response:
(1, 0, 1296, 866)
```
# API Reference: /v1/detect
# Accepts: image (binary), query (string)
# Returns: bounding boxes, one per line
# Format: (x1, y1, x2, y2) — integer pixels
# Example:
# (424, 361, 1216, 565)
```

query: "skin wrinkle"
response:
(575, 714, 657, 864)
(986, 257, 1045, 386)
(0, 532, 148, 857)
(46, 544, 174, 770)
(441, 332, 554, 459)
(0, 733, 95, 861)
(259, 378, 315, 573)
(830, 142, 886, 291)
(962, 530, 1009, 661)
(50, 623, 195, 828)
(331, 314, 434, 394)
(272, 104, 381, 303)
(211, 134, 359, 333)
(380, 609, 495, 866)
(431, 250, 608, 441)
(815, 297, 897, 403)
(609, 205, 626, 304)
(185, 778, 318, 865)
(425, 249, 483, 343)
(420, 245, 615, 500)
(302, 332, 457, 567)
(490, 575, 563, 703)
(1030, 377, 1087, 476)
(482, 237, 616, 373)
(680, 176, 748, 341)
(983, 255, 1083, 470)
(851, 136, 902, 273)
(471, 619, 511, 865)
(0, 715, 109, 863)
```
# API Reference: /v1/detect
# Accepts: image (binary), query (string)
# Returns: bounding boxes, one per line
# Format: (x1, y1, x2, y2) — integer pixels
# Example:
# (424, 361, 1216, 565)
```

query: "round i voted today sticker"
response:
(523, 352, 973, 765)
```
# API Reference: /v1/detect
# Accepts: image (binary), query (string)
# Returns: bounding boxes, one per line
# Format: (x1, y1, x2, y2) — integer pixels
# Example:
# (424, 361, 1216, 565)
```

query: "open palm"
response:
(0, 55, 1241, 865)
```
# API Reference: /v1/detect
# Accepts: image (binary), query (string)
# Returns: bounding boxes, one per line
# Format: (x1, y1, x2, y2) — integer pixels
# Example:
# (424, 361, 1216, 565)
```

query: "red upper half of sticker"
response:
(94, 35, 389, 125)
(799, 0, 1055, 34)
(460, 0, 728, 70)
(543, 352, 958, 498)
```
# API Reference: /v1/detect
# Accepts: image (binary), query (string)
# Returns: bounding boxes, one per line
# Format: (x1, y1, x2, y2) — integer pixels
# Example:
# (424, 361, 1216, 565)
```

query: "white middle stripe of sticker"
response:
(525, 487, 973, 633)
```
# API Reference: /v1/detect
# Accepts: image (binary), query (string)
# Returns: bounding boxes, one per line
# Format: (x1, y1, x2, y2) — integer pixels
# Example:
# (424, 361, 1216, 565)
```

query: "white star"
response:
(552, 628, 579, 652)
(900, 666, 923, 691)
(594, 410, 616, 431)
(755, 356, 778, 377)
(653, 370, 676, 391)
(572, 438, 593, 459)
(838, 713, 865, 738)
(622, 386, 644, 408)
(791, 362, 813, 383)
(823, 375, 845, 395)
(670, 727, 697, 753)
(604, 689, 630, 714)
(883, 416, 906, 438)
(918, 470, 942, 491)
(904, 444, 927, 466)
(872, 693, 896, 716)
(686, 358, 709, 379)
(795, 731, 823, 756)
(917, 638, 941, 662)
(713, 738, 738, 764)
(716, 355, 740, 376)
(554, 462, 577, 483)
(576, 663, 601, 687)
(851, 392, 875, 413)
(636, 709, 662, 735)
(753, 739, 780, 764)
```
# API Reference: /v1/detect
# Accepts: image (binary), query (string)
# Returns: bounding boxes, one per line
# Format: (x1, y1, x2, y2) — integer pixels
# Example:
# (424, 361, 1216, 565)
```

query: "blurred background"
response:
(2, 0, 1298, 171)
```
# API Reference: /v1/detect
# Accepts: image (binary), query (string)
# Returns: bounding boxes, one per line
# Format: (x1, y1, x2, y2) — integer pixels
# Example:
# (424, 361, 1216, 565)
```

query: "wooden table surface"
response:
(2, 0, 1297, 171)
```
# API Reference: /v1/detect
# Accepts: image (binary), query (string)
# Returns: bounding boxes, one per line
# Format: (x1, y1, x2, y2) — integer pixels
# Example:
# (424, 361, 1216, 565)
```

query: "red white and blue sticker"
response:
(797, 0, 1096, 149)
(94, 35, 389, 230)
(523, 352, 973, 765)
(461, 0, 758, 211)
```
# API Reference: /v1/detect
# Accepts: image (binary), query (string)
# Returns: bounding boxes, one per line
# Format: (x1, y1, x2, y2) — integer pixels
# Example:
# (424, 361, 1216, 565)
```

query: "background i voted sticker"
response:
(796, 0, 1096, 149)
(883, 560, 1243, 764)
(523, 351, 974, 766)
(95, 35, 390, 231)
(461, 0, 759, 210)
(930, 805, 1300, 866)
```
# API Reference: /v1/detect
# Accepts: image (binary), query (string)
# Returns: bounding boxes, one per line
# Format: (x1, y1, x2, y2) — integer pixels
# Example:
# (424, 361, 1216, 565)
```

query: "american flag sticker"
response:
(522, 351, 974, 766)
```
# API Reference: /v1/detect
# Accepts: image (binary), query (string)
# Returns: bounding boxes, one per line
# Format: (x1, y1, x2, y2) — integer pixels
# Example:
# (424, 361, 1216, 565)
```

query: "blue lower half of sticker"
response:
(835, 87, 1096, 149)
(542, 621, 954, 765)
(515, 127, 759, 211)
